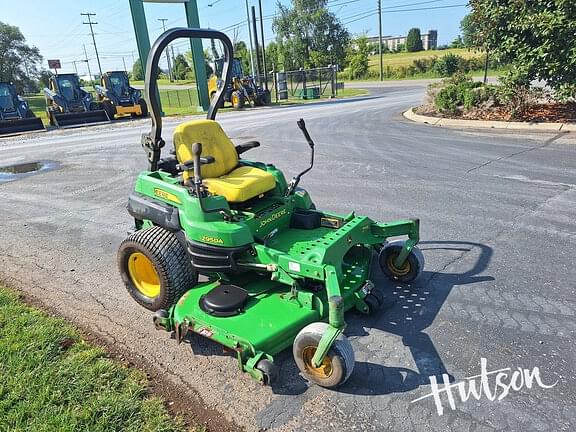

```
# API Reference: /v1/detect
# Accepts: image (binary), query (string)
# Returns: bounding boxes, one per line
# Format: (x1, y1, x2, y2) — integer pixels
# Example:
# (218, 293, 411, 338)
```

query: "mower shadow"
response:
(272, 240, 494, 396)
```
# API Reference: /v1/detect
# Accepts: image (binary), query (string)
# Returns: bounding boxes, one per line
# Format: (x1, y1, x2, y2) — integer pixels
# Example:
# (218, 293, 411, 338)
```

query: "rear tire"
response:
(231, 90, 245, 109)
(102, 100, 116, 120)
(46, 109, 55, 126)
(254, 94, 263, 107)
(117, 226, 197, 311)
(137, 98, 148, 117)
(293, 322, 355, 388)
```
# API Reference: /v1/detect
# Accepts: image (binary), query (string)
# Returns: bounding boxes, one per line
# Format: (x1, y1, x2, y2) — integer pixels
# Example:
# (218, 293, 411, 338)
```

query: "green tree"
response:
(433, 53, 464, 77)
(450, 35, 465, 48)
(345, 36, 370, 80)
(38, 70, 53, 89)
(183, 49, 213, 81)
(406, 28, 423, 52)
(233, 41, 251, 76)
(460, 13, 480, 48)
(0, 21, 42, 92)
(272, 0, 349, 70)
(173, 54, 190, 80)
(264, 41, 279, 73)
(132, 59, 161, 81)
(132, 59, 144, 81)
(470, 0, 576, 99)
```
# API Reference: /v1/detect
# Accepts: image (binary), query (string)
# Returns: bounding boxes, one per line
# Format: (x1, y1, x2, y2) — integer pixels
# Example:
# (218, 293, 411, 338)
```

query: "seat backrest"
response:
(173, 119, 238, 179)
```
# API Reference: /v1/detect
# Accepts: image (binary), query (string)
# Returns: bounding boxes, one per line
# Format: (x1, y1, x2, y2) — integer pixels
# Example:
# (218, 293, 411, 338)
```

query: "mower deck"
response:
(165, 244, 372, 376)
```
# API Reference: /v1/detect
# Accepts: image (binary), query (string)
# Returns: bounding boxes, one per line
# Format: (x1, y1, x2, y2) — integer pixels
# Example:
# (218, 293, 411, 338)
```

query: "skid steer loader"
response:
(44, 74, 110, 127)
(0, 82, 44, 136)
(95, 71, 148, 120)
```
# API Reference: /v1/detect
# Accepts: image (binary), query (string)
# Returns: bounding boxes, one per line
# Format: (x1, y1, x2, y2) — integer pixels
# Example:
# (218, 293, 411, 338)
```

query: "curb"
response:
(403, 107, 573, 132)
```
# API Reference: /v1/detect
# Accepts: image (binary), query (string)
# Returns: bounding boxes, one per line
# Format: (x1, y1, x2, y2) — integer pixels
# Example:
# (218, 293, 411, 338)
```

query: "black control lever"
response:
(190, 142, 234, 220)
(297, 118, 315, 149)
(177, 156, 215, 172)
(285, 119, 316, 197)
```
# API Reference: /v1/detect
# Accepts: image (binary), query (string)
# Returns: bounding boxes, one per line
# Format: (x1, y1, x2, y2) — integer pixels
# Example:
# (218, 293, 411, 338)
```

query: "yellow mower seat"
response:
(173, 119, 276, 203)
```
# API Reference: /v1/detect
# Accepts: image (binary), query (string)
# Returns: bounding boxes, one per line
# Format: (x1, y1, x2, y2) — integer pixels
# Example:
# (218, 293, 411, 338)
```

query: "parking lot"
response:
(1, 83, 575, 431)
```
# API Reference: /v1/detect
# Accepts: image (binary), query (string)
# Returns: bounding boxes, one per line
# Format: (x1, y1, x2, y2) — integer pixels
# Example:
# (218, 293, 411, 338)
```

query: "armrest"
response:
(235, 141, 260, 156)
(176, 156, 215, 172)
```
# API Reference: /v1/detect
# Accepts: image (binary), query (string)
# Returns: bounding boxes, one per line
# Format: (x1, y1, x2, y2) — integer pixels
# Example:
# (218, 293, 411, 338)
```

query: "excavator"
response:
(95, 71, 148, 120)
(44, 73, 110, 127)
(0, 82, 44, 135)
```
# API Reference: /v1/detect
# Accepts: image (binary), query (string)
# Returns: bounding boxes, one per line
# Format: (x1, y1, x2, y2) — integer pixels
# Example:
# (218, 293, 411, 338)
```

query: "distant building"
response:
(367, 30, 438, 51)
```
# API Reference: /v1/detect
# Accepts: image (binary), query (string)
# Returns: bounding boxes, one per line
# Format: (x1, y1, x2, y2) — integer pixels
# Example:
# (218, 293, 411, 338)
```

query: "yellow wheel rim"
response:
(386, 254, 411, 277)
(232, 94, 239, 105)
(302, 346, 333, 379)
(127, 252, 160, 298)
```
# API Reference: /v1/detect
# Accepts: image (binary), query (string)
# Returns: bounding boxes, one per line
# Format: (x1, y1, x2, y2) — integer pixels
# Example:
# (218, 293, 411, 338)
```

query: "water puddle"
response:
(0, 160, 60, 182)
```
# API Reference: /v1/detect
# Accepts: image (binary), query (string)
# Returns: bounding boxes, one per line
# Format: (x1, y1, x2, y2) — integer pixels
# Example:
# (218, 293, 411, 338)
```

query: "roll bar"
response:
(142, 28, 234, 171)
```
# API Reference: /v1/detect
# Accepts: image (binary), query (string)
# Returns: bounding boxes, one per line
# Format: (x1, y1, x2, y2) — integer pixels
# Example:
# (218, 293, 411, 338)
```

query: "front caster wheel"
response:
(364, 288, 386, 314)
(293, 322, 355, 388)
(256, 359, 278, 386)
(379, 240, 424, 283)
(152, 309, 170, 331)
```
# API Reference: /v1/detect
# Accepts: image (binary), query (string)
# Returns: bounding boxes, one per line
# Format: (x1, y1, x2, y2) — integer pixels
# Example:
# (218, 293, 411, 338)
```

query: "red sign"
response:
(48, 59, 61, 69)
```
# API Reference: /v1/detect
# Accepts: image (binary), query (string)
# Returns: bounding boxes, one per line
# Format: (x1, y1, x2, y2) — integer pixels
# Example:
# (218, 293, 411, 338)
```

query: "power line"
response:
(81, 12, 103, 77)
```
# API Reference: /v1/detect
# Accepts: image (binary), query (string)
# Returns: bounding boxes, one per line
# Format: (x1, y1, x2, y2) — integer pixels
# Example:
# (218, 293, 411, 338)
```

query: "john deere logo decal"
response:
(154, 188, 181, 204)
(259, 208, 288, 228)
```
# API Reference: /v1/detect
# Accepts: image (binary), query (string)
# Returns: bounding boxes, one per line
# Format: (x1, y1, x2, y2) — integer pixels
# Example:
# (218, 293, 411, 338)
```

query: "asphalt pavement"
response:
(1, 83, 575, 431)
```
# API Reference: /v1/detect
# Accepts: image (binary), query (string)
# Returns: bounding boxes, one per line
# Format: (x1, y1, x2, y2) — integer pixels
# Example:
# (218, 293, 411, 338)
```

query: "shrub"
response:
(433, 53, 465, 77)
(433, 74, 483, 114)
(412, 57, 437, 74)
(496, 72, 547, 118)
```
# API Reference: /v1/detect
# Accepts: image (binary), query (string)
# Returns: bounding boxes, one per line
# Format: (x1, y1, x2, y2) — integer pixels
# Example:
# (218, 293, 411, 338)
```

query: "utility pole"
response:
(158, 18, 174, 82)
(245, 0, 256, 77)
(81, 13, 103, 77)
(122, 57, 127, 72)
(171, 45, 177, 76)
(258, 0, 268, 90)
(378, 0, 383, 81)
(83, 44, 94, 84)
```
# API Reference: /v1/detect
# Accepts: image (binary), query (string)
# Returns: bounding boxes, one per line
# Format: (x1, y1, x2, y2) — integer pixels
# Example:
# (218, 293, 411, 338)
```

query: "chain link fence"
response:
(275, 67, 342, 101)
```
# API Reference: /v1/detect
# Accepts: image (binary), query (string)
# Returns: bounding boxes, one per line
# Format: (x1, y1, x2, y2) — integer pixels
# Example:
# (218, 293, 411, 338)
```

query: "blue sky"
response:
(2, 0, 470, 74)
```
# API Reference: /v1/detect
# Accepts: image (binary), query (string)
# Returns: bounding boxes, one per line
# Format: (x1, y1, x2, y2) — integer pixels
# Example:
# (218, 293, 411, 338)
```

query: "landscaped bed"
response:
(416, 74, 575, 124)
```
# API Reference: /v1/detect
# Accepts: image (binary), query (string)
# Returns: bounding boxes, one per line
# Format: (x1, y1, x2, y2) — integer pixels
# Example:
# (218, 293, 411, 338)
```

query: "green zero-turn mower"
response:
(118, 28, 424, 388)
